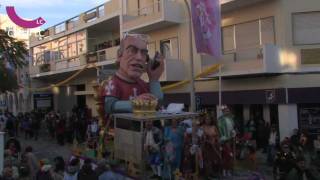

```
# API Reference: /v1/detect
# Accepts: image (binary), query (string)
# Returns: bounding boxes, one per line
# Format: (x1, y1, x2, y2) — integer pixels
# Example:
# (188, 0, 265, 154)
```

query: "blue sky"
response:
(0, 0, 108, 29)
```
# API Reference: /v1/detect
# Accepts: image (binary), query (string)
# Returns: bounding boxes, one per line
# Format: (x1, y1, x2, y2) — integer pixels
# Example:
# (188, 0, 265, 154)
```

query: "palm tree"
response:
(0, 29, 28, 92)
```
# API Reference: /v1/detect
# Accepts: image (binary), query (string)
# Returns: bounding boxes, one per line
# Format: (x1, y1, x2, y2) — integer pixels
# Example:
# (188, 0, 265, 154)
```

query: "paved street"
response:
(15, 130, 274, 180)
(231, 152, 273, 180)
(17, 131, 73, 162)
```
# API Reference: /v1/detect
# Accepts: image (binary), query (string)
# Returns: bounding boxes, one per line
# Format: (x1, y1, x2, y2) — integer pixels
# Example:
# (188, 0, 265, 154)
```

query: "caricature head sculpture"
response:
(116, 33, 149, 81)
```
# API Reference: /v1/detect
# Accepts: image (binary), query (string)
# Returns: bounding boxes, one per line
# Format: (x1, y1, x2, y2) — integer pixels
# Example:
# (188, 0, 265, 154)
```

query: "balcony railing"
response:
(67, 16, 80, 31)
(222, 46, 263, 63)
(30, 46, 118, 77)
(30, 0, 119, 42)
(126, 1, 161, 17)
(141, 58, 186, 82)
(203, 44, 281, 77)
(86, 46, 118, 64)
(123, 0, 182, 32)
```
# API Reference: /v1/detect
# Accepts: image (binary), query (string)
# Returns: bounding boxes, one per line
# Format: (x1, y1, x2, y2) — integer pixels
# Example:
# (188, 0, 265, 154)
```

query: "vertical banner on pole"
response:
(191, 0, 222, 58)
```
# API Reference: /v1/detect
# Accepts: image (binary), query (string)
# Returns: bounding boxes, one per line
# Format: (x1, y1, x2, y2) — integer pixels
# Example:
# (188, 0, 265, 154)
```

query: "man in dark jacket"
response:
(78, 159, 98, 180)
(273, 143, 296, 180)
(5, 114, 15, 137)
(64, 158, 80, 180)
(285, 156, 318, 180)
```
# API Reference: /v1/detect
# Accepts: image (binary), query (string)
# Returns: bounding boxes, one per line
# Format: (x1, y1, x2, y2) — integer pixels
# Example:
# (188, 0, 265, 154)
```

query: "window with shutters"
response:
(292, 12, 320, 45)
(222, 17, 275, 53)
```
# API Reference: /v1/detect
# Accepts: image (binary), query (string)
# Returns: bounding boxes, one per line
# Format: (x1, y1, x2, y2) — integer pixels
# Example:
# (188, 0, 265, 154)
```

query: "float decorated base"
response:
(113, 112, 198, 178)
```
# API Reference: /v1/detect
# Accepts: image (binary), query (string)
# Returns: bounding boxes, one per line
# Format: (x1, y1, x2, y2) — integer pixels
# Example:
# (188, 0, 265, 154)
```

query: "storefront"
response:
(163, 87, 320, 140)
(298, 104, 320, 138)
(288, 87, 320, 139)
(33, 93, 54, 110)
(164, 88, 284, 134)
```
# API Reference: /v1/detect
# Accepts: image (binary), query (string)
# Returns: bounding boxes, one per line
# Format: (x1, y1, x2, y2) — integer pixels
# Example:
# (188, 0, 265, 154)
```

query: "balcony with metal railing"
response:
(123, 0, 183, 33)
(141, 57, 186, 82)
(202, 44, 281, 77)
(29, 0, 120, 47)
(85, 46, 118, 66)
(29, 46, 118, 78)
(203, 43, 320, 77)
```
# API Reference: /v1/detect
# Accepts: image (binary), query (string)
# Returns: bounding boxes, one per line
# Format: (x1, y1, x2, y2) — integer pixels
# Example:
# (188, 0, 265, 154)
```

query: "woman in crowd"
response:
(163, 119, 184, 179)
(201, 115, 221, 177)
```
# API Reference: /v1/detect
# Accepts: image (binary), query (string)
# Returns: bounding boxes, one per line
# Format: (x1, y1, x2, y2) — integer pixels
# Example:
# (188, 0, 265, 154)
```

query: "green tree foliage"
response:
(0, 29, 28, 92)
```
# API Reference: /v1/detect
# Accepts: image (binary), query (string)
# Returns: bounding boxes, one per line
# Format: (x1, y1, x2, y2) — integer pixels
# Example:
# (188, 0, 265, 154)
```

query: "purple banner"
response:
(191, 0, 221, 58)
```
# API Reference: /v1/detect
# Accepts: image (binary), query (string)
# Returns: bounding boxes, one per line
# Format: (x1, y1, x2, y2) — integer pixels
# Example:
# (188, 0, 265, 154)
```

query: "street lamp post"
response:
(183, 0, 196, 113)
(0, 132, 5, 176)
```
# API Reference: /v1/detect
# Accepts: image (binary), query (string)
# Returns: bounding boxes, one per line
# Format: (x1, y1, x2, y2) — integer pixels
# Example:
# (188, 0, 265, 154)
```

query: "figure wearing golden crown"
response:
(95, 33, 164, 159)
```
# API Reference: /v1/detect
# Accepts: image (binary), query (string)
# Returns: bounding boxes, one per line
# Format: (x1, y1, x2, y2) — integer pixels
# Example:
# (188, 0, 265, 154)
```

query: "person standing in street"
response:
(267, 125, 278, 165)
(285, 156, 318, 180)
(24, 146, 39, 180)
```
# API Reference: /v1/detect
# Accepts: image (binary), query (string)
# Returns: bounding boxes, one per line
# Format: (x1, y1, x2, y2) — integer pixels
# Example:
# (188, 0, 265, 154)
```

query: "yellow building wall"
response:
(126, 0, 140, 15)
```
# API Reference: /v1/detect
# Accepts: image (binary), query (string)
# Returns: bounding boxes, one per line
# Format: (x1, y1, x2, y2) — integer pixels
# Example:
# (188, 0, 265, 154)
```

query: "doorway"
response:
(76, 84, 86, 108)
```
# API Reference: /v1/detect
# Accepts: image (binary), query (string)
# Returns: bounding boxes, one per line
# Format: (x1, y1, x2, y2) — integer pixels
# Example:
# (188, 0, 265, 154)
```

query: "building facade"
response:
(0, 14, 40, 114)
(28, 0, 320, 140)
(0, 14, 39, 48)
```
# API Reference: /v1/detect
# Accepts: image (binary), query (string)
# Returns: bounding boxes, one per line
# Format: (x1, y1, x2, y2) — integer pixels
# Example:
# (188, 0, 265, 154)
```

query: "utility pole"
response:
(183, 0, 196, 112)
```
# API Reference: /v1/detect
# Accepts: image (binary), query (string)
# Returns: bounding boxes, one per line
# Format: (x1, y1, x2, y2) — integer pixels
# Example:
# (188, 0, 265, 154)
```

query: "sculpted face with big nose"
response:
(116, 36, 148, 82)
